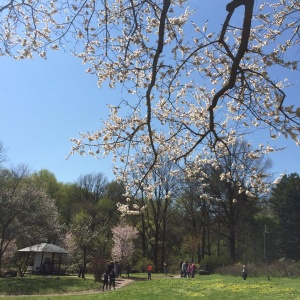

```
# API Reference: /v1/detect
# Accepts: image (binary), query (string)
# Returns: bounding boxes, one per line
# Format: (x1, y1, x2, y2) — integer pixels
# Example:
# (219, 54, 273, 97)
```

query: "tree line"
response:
(1, 140, 299, 276)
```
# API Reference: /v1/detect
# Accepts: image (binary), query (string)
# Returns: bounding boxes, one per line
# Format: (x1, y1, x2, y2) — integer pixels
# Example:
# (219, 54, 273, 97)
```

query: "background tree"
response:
(31, 169, 61, 200)
(176, 177, 211, 263)
(0, 165, 61, 274)
(55, 182, 80, 227)
(270, 173, 300, 260)
(0, 141, 7, 166)
(67, 211, 97, 279)
(203, 141, 272, 262)
(126, 156, 179, 271)
(77, 173, 108, 206)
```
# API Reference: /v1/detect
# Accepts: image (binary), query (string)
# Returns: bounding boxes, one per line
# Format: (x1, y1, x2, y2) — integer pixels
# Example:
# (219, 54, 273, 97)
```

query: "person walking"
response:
(102, 270, 109, 291)
(147, 263, 153, 280)
(109, 269, 116, 290)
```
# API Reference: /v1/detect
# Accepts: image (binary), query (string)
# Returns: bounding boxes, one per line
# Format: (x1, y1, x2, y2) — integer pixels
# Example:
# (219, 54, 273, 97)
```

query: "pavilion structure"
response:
(18, 243, 68, 274)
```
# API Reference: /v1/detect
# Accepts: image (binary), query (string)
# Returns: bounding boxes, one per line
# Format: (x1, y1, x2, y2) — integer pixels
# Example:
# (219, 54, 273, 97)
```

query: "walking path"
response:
(0, 277, 134, 298)
(0, 275, 183, 297)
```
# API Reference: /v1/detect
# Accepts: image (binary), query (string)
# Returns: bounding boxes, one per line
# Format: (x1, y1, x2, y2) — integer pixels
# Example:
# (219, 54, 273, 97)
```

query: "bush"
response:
(90, 257, 107, 282)
(215, 259, 300, 278)
(130, 269, 139, 274)
(200, 256, 232, 272)
(134, 258, 152, 273)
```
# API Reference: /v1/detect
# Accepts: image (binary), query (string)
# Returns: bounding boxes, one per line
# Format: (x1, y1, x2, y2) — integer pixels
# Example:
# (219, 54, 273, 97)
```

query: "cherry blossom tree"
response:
(1, 1, 299, 213)
(111, 220, 138, 264)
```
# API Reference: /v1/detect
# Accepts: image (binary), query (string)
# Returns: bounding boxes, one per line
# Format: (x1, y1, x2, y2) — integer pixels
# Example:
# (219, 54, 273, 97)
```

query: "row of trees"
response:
(1, 140, 299, 276)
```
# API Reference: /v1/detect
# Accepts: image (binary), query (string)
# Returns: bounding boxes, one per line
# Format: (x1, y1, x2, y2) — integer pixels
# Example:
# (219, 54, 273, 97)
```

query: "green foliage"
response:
(0, 166, 62, 274)
(90, 257, 107, 282)
(31, 169, 60, 199)
(270, 173, 300, 260)
(134, 258, 153, 273)
(200, 256, 232, 272)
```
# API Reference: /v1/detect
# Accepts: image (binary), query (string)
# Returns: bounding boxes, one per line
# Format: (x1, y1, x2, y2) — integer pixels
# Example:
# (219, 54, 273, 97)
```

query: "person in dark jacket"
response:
(102, 270, 109, 291)
(110, 269, 116, 290)
(126, 263, 131, 277)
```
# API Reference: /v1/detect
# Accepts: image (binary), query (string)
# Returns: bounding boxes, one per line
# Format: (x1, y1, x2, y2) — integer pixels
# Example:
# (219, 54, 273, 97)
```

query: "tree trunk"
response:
(229, 226, 236, 262)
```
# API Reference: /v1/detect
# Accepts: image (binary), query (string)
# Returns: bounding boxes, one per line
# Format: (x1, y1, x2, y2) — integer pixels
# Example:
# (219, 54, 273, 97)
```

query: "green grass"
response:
(1, 273, 300, 299)
(0, 275, 99, 296)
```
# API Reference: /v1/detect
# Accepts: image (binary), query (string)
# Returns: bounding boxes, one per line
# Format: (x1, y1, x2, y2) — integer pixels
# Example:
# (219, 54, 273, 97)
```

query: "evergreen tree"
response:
(270, 173, 300, 260)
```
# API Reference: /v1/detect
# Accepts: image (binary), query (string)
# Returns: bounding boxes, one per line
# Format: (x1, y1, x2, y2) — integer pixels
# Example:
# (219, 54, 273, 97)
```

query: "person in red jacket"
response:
(147, 264, 153, 280)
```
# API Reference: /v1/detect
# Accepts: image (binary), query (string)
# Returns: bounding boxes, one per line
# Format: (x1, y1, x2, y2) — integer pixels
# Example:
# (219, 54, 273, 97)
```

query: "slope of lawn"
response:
(0, 273, 299, 300)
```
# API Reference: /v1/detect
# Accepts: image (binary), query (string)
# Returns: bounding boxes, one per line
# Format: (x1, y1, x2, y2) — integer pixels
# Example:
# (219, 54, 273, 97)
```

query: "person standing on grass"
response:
(164, 262, 168, 276)
(179, 261, 183, 277)
(191, 263, 196, 278)
(181, 261, 187, 278)
(102, 270, 109, 291)
(126, 263, 131, 277)
(186, 262, 191, 278)
(110, 269, 116, 290)
(147, 263, 153, 280)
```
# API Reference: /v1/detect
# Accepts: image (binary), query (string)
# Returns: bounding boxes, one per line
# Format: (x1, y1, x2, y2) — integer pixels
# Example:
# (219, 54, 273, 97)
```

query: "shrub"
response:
(215, 259, 300, 278)
(200, 256, 232, 272)
(134, 258, 152, 272)
(90, 257, 107, 282)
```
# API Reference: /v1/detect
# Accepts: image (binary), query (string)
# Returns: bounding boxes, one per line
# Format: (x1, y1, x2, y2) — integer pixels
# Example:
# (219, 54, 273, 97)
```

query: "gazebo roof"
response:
(18, 243, 68, 254)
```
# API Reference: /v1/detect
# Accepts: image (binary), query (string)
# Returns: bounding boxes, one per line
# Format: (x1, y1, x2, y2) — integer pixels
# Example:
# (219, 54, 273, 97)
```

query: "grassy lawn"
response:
(0, 273, 300, 299)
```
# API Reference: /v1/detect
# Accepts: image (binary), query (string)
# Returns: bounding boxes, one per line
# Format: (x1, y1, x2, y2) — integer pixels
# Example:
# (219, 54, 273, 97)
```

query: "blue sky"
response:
(0, 52, 117, 183)
(0, 1, 299, 184)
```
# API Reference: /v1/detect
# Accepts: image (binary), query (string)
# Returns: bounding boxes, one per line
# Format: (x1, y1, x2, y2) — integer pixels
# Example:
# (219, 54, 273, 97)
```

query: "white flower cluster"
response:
(1, 0, 299, 214)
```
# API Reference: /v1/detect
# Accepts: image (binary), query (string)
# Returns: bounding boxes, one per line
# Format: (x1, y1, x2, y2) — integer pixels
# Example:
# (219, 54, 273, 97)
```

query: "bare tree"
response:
(77, 172, 108, 205)
(0, 141, 7, 167)
(201, 140, 272, 262)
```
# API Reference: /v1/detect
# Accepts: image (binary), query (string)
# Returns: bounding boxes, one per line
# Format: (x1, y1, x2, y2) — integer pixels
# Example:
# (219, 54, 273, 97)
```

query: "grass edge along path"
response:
(1, 274, 300, 300)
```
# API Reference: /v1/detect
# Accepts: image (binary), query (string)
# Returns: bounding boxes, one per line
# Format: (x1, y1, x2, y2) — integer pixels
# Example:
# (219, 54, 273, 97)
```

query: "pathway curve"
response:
(0, 277, 134, 298)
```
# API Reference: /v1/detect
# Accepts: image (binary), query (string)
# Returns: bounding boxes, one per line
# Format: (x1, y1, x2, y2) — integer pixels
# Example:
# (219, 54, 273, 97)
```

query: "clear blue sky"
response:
(0, 2, 299, 184)
(0, 52, 117, 183)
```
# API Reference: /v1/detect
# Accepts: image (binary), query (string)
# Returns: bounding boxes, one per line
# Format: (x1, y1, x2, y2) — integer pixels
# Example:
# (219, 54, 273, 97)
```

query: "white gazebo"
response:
(18, 243, 68, 274)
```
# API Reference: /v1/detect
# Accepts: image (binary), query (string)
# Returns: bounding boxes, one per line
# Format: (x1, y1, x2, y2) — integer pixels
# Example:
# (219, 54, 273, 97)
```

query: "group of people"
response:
(102, 269, 116, 291)
(180, 261, 197, 278)
(102, 261, 132, 291)
(102, 261, 122, 291)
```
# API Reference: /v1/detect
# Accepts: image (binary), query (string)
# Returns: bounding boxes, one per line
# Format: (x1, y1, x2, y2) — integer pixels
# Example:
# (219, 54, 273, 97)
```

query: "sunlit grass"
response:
(1, 273, 300, 299)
